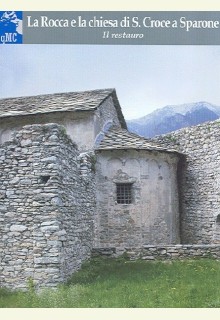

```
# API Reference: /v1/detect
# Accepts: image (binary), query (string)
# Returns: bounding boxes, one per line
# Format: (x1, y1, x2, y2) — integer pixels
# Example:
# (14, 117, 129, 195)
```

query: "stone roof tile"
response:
(0, 88, 113, 117)
(96, 127, 181, 154)
(0, 88, 127, 129)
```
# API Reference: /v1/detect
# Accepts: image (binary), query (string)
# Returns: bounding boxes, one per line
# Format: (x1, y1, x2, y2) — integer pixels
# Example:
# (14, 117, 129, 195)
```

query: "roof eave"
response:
(95, 147, 184, 156)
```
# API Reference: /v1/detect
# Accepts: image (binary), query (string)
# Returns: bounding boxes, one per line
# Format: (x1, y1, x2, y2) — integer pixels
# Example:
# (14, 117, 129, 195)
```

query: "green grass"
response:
(1, 257, 220, 308)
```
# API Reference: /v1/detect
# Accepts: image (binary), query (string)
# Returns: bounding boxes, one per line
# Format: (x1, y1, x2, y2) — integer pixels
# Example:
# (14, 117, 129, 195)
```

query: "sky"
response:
(1, 45, 220, 120)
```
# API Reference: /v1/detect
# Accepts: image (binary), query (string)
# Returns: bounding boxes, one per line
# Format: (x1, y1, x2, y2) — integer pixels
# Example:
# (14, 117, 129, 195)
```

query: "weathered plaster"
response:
(94, 149, 180, 248)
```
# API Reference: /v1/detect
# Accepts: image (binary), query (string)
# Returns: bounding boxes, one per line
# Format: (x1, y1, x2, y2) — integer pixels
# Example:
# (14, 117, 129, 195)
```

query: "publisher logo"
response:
(0, 11, 22, 44)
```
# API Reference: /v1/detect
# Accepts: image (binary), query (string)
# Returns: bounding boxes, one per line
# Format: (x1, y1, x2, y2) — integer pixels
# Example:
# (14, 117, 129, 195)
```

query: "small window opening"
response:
(116, 183, 133, 204)
(40, 176, 50, 183)
(217, 215, 220, 223)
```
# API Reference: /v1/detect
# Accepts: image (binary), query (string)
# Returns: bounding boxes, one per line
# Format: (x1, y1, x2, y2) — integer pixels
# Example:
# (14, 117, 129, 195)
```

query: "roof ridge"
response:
(0, 88, 115, 102)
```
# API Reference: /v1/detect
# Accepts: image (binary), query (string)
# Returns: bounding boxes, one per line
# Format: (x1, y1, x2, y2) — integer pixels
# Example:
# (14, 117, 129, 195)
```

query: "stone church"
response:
(0, 88, 220, 290)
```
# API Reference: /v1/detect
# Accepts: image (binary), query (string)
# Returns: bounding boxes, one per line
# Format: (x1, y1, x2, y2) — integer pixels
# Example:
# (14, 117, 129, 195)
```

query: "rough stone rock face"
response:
(154, 120, 220, 244)
(0, 124, 95, 290)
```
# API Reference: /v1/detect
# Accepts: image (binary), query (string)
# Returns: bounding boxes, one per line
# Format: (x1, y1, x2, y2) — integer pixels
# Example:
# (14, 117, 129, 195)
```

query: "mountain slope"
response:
(127, 102, 220, 138)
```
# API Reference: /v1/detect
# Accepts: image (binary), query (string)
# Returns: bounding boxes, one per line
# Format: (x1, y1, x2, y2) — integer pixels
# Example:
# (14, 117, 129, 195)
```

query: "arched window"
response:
(103, 120, 113, 133)
(94, 132, 105, 146)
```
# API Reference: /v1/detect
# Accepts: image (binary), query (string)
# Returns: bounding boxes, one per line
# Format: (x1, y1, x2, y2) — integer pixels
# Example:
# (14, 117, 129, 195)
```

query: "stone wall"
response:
(94, 96, 122, 145)
(92, 245, 220, 260)
(154, 119, 220, 244)
(0, 123, 95, 290)
(94, 149, 180, 249)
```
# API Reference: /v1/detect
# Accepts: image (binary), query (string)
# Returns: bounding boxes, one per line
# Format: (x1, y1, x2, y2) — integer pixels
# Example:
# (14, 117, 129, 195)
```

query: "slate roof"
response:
(96, 127, 181, 155)
(0, 88, 127, 129)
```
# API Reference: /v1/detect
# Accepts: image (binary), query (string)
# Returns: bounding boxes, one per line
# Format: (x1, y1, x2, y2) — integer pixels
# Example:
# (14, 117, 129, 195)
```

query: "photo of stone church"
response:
(0, 88, 220, 289)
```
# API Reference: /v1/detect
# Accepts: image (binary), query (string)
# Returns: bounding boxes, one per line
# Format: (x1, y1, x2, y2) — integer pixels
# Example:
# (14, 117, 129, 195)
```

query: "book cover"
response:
(1, 1, 220, 319)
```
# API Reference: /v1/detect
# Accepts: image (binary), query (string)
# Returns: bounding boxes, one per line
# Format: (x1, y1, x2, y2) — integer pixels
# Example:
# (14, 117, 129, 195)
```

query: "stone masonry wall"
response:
(94, 149, 180, 249)
(0, 124, 95, 290)
(154, 119, 220, 244)
(92, 245, 220, 260)
(94, 96, 122, 145)
(96, 96, 122, 129)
